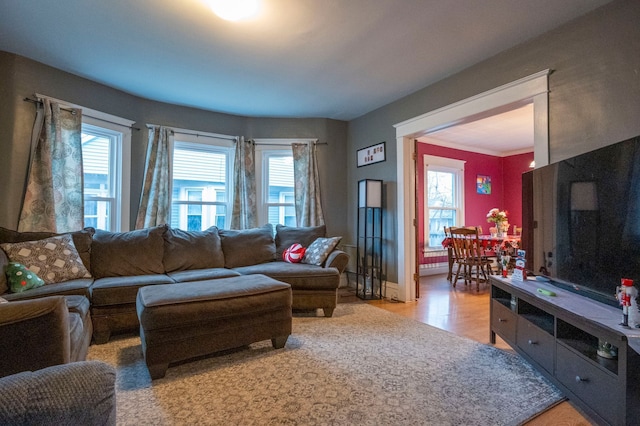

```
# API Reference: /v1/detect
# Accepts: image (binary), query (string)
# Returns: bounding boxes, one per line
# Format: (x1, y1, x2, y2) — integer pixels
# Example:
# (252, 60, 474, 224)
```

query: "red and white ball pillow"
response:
(283, 243, 306, 263)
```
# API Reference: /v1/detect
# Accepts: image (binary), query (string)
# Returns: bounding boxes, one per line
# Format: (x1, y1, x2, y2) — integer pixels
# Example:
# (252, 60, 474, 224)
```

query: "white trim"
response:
(82, 120, 131, 232)
(423, 156, 465, 247)
(394, 70, 550, 302)
(35, 93, 135, 127)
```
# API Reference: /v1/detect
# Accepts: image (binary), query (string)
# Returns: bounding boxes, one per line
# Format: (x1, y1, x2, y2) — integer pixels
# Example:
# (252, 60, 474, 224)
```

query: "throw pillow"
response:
(275, 224, 326, 259)
(0, 226, 94, 292)
(0, 249, 9, 295)
(219, 224, 276, 268)
(302, 236, 342, 266)
(283, 243, 306, 263)
(0, 234, 91, 284)
(5, 262, 44, 293)
(163, 226, 225, 272)
(90, 225, 166, 278)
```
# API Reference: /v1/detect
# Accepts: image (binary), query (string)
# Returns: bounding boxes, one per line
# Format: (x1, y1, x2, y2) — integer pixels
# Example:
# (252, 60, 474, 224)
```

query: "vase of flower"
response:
(487, 208, 508, 238)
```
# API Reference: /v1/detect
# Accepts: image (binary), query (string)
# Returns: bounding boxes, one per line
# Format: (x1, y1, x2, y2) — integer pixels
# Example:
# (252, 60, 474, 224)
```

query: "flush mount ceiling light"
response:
(205, 0, 262, 21)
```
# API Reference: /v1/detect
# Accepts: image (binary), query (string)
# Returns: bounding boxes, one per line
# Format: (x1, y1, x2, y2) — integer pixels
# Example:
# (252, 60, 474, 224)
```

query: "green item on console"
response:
(5, 262, 45, 293)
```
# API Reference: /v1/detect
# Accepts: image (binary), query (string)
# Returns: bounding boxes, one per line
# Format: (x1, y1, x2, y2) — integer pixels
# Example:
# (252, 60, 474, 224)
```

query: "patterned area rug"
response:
(88, 303, 563, 425)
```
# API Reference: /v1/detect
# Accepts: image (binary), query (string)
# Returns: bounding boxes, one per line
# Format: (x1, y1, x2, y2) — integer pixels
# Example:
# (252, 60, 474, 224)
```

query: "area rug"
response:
(88, 303, 563, 425)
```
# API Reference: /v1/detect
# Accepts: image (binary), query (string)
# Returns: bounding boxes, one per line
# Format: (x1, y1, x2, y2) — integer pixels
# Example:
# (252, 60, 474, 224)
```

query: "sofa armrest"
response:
(0, 360, 116, 426)
(0, 296, 71, 377)
(324, 249, 349, 274)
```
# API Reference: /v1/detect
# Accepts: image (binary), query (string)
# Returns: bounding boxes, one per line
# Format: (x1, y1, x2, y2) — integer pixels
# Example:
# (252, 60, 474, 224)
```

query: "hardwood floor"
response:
(358, 273, 595, 426)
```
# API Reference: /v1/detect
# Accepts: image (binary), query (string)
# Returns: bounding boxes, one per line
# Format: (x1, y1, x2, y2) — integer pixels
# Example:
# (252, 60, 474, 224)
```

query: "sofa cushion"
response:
(302, 236, 342, 266)
(233, 262, 340, 290)
(0, 234, 92, 284)
(219, 224, 276, 268)
(275, 224, 326, 259)
(5, 262, 45, 293)
(163, 227, 224, 272)
(0, 279, 93, 302)
(167, 268, 241, 283)
(0, 227, 94, 294)
(0, 226, 94, 269)
(90, 226, 166, 278)
(90, 274, 175, 307)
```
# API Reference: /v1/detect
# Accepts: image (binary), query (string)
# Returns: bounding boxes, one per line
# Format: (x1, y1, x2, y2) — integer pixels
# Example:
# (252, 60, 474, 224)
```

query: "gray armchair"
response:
(0, 295, 93, 378)
(0, 360, 116, 425)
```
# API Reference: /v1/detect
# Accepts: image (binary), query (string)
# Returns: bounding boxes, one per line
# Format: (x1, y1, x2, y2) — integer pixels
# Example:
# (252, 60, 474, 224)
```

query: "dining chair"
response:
(449, 227, 492, 291)
(443, 226, 455, 281)
(513, 225, 522, 236)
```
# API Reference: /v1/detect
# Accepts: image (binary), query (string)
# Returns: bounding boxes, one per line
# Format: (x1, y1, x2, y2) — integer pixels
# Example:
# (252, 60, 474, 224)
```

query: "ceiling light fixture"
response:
(206, 0, 261, 22)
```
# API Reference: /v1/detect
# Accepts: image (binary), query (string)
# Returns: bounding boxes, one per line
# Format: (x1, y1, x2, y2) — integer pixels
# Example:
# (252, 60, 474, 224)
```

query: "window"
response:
(265, 153, 295, 227)
(254, 139, 314, 229)
(80, 115, 132, 232)
(424, 156, 465, 248)
(170, 133, 234, 231)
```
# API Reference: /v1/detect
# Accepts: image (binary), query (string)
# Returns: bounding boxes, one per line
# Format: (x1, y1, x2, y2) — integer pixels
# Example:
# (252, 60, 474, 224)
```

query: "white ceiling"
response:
(0, 0, 611, 121)
(419, 103, 534, 156)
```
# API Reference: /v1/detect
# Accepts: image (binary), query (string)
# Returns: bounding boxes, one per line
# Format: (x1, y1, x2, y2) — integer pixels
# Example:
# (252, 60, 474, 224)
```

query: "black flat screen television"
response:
(528, 135, 640, 307)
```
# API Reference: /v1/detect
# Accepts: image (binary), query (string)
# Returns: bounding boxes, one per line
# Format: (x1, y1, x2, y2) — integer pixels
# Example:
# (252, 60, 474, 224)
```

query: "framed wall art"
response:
(477, 175, 491, 194)
(357, 142, 386, 167)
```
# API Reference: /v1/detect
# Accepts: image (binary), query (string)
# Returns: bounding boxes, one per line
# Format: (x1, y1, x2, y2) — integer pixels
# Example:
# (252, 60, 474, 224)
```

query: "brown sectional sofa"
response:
(0, 223, 348, 344)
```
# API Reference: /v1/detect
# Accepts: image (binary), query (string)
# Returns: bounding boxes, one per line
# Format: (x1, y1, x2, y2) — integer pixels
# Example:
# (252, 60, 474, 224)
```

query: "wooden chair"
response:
(444, 226, 455, 281)
(513, 225, 522, 236)
(449, 227, 492, 291)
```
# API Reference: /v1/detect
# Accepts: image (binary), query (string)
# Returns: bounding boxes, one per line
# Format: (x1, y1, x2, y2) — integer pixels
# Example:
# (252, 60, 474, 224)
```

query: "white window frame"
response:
(36, 93, 133, 231)
(423, 155, 465, 249)
(254, 138, 316, 227)
(168, 128, 235, 230)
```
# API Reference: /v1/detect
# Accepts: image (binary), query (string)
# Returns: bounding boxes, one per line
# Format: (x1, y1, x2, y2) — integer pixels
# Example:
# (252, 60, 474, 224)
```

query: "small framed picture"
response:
(357, 142, 386, 167)
(477, 175, 491, 194)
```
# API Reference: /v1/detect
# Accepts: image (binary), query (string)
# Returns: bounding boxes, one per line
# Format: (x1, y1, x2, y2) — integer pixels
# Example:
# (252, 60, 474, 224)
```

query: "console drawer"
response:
(516, 316, 554, 373)
(491, 300, 516, 343)
(556, 343, 619, 425)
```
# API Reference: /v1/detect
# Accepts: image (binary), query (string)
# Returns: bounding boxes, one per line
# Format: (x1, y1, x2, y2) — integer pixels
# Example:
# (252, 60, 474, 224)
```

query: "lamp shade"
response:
(358, 179, 382, 208)
(570, 181, 598, 211)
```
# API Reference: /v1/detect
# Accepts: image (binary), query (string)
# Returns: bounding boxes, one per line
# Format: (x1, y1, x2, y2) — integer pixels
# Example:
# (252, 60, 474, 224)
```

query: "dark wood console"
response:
(489, 276, 640, 425)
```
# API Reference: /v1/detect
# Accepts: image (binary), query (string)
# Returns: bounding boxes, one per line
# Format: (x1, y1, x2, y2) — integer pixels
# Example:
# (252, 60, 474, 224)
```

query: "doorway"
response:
(394, 70, 551, 302)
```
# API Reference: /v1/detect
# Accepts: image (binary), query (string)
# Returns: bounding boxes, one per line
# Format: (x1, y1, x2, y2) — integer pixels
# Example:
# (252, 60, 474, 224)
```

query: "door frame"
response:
(393, 70, 551, 302)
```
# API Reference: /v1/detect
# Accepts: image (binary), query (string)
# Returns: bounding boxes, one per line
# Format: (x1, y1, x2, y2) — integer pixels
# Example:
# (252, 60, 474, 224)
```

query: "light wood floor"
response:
(359, 273, 595, 426)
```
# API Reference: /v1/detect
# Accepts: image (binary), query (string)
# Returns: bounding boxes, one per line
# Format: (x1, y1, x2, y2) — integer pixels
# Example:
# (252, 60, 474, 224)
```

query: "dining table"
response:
(441, 234, 521, 281)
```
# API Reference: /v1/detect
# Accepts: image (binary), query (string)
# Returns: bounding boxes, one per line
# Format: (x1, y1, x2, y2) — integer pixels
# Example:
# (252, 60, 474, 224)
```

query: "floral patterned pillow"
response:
(0, 234, 91, 284)
(302, 237, 342, 266)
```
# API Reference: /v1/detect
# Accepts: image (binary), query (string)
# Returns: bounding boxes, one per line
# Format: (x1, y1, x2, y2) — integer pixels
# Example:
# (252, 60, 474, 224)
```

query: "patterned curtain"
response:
(18, 98, 84, 233)
(292, 142, 325, 227)
(230, 137, 257, 229)
(136, 126, 172, 229)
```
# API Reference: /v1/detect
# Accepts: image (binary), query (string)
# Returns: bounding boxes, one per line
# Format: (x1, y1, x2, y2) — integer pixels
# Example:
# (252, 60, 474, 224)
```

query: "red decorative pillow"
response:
(283, 243, 306, 263)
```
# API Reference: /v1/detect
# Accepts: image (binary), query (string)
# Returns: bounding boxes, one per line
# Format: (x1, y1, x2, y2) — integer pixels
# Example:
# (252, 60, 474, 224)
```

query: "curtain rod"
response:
(23, 97, 141, 131)
(147, 124, 237, 141)
(252, 142, 328, 146)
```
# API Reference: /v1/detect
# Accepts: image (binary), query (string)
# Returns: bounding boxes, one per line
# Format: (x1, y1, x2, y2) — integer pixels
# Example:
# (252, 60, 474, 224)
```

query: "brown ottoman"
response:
(136, 274, 292, 379)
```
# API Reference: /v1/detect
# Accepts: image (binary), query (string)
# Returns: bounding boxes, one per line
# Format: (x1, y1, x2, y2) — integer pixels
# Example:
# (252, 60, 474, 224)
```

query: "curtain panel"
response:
(230, 137, 258, 229)
(292, 142, 325, 227)
(136, 126, 172, 229)
(18, 98, 84, 233)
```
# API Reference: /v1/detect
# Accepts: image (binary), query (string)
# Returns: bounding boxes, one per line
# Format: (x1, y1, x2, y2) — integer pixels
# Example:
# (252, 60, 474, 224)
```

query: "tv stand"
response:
(489, 276, 640, 425)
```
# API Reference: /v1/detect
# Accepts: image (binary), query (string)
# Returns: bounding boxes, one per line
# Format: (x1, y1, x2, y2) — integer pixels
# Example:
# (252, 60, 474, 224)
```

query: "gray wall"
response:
(0, 53, 348, 237)
(347, 0, 640, 283)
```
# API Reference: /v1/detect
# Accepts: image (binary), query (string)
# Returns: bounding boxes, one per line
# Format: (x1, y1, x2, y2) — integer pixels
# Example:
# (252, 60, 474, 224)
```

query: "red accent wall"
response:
(417, 143, 533, 263)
